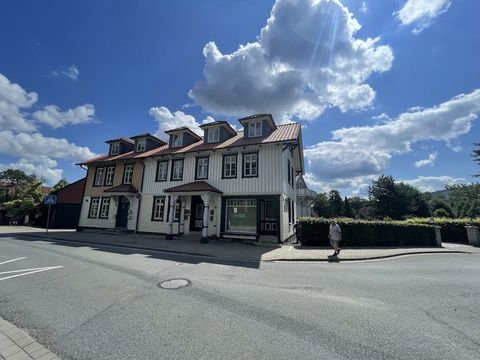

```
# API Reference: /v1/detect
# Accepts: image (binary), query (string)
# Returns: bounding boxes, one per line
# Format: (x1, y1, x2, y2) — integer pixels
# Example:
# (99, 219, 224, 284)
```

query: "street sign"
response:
(135, 192, 143, 200)
(44, 195, 57, 205)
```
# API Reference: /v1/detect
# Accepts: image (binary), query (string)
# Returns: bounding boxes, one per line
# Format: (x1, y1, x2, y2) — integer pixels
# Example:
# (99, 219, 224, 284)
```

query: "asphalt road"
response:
(1, 235, 479, 360)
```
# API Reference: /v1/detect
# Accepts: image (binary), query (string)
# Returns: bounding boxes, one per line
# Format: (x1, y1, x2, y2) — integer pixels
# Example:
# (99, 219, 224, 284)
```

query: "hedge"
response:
(297, 217, 437, 247)
(404, 218, 480, 243)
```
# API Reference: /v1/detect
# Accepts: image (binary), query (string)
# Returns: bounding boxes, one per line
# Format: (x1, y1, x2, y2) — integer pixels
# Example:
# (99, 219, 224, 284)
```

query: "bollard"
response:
(465, 226, 480, 247)
(434, 226, 442, 247)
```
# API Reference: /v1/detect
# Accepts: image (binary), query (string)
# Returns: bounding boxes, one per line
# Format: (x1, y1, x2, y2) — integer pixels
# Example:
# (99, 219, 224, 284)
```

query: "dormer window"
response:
(136, 139, 146, 152)
(172, 133, 183, 147)
(110, 143, 120, 155)
(207, 127, 220, 143)
(248, 121, 262, 137)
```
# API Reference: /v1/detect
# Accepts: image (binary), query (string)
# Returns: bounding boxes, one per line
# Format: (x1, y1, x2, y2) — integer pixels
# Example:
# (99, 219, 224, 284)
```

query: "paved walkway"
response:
(0, 317, 59, 360)
(1, 226, 476, 262)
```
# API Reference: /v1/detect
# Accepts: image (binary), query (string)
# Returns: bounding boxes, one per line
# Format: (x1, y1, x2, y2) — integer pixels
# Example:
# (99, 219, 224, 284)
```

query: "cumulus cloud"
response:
(402, 175, 465, 192)
(33, 104, 95, 128)
(395, 0, 452, 34)
(414, 151, 437, 167)
(189, 0, 393, 121)
(149, 106, 205, 137)
(0, 158, 64, 184)
(50, 65, 80, 81)
(0, 73, 37, 132)
(304, 89, 480, 188)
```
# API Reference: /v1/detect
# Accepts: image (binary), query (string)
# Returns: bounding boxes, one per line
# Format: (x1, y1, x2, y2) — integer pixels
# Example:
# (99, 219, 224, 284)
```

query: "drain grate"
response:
(158, 278, 191, 289)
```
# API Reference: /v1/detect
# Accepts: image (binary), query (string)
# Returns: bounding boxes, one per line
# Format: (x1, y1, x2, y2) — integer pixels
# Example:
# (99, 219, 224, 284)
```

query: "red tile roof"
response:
(164, 181, 222, 194)
(79, 122, 300, 165)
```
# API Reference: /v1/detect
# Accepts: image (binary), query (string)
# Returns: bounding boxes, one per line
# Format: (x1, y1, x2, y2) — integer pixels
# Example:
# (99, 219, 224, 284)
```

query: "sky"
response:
(0, 0, 479, 196)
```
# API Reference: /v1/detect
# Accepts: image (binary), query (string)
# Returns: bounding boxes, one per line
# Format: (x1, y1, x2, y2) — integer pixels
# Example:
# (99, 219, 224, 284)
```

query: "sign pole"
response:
(46, 203, 51, 235)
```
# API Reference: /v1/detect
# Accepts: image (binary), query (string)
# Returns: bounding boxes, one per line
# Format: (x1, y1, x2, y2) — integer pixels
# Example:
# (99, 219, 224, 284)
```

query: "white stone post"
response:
(465, 226, 480, 247)
(165, 194, 177, 240)
(434, 226, 442, 247)
(200, 193, 210, 243)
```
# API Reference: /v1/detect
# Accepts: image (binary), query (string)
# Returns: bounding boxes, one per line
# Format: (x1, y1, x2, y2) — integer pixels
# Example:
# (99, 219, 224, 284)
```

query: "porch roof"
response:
(164, 181, 223, 194)
(104, 184, 138, 193)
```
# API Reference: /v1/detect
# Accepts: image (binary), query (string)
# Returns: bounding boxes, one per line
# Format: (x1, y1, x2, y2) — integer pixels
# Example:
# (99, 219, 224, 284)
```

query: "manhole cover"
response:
(158, 279, 190, 289)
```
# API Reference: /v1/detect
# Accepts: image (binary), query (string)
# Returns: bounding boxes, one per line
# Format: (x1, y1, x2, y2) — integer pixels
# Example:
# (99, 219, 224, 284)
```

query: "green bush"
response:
(405, 218, 480, 243)
(297, 217, 437, 247)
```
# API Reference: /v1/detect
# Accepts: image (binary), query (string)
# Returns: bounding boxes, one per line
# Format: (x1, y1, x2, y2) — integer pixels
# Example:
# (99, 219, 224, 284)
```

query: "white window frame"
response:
(136, 139, 146, 152)
(207, 127, 220, 143)
(172, 133, 183, 147)
(99, 197, 111, 219)
(243, 153, 258, 177)
(123, 164, 134, 184)
(156, 161, 168, 181)
(248, 121, 262, 137)
(105, 166, 115, 186)
(89, 197, 100, 218)
(223, 154, 237, 178)
(94, 167, 105, 186)
(152, 197, 166, 221)
(196, 157, 209, 179)
(110, 143, 119, 155)
(171, 159, 184, 180)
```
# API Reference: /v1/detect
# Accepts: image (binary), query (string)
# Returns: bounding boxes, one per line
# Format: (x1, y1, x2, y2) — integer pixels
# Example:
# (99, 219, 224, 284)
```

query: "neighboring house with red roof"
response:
(77, 114, 304, 244)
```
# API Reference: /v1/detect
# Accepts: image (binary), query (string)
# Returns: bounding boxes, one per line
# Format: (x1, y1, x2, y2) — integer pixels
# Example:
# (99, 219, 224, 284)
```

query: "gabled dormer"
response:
(105, 138, 134, 156)
(199, 121, 237, 144)
(130, 133, 167, 153)
(164, 127, 202, 148)
(239, 114, 277, 139)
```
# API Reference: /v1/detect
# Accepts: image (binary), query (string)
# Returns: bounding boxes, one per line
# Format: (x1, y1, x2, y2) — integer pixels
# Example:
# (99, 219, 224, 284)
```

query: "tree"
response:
(327, 190, 343, 217)
(473, 143, 480, 177)
(343, 197, 353, 218)
(312, 193, 329, 217)
(446, 183, 480, 217)
(429, 197, 454, 218)
(51, 178, 69, 193)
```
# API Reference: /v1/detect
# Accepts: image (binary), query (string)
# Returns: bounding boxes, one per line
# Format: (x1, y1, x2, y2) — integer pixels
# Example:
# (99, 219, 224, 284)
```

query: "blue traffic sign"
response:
(44, 195, 57, 205)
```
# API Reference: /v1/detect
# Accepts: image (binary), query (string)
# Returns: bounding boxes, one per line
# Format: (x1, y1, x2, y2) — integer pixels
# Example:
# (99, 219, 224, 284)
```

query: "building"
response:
(77, 114, 304, 244)
(296, 175, 316, 217)
(47, 178, 86, 228)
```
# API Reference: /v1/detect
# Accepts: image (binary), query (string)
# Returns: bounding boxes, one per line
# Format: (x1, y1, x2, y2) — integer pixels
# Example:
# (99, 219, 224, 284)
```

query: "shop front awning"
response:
(104, 184, 138, 194)
(164, 181, 223, 195)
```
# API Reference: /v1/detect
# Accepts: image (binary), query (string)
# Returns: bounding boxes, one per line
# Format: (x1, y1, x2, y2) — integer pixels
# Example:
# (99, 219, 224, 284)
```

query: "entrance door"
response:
(115, 196, 130, 228)
(260, 199, 279, 235)
(189, 195, 204, 231)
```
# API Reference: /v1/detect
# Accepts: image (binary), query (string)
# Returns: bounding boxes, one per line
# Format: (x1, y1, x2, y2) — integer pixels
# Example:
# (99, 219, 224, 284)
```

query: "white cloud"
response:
(402, 175, 465, 192)
(0, 73, 37, 132)
(0, 158, 63, 184)
(395, 0, 452, 34)
(149, 106, 204, 137)
(304, 89, 480, 185)
(33, 104, 95, 128)
(189, 0, 393, 121)
(414, 151, 437, 167)
(359, 2, 368, 13)
(50, 65, 80, 81)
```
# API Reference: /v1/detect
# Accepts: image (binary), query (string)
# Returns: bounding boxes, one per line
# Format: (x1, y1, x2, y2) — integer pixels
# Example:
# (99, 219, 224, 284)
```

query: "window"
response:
(223, 154, 237, 178)
(248, 121, 262, 137)
(172, 133, 183, 147)
(243, 152, 258, 177)
(226, 199, 257, 233)
(105, 166, 115, 186)
(196, 157, 209, 180)
(291, 167, 295, 189)
(99, 197, 111, 219)
(94, 167, 105, 187)
(171, 159, 184, 180)
(207, 127, 220, 143)
(152, 197, 166, 221)
(156, 160, 168, 181)
(287, 159, 291, 185)
(123, 164, 134, 184)
(110, 143, 119, 155)
(174, 198, 181, 221)
(136, 139, 146, 152)
(88, 197, 100, 218)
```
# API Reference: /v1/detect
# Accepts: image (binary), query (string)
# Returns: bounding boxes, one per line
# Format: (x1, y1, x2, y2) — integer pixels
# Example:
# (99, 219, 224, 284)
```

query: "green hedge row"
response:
(297, 217, 437, 247)
(404, 218, 480, 243)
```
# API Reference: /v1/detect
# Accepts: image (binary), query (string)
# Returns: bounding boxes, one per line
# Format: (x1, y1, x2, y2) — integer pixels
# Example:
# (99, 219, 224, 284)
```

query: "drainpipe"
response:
(76, 164, 88, 232)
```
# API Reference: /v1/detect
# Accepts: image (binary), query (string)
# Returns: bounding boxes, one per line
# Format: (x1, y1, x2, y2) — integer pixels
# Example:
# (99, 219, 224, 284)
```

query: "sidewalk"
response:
(1, 226, 475, 262)
(0, 317, 59, 360)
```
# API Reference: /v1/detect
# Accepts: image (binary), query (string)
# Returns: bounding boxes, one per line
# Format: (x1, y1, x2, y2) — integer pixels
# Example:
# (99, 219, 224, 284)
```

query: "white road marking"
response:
(0, 257, 26, 266)
(0, 266, 63, 281)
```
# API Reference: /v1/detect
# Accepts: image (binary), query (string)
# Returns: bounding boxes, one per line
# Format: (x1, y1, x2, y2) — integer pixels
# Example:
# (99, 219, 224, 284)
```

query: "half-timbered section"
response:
(77, 134, 166, 231)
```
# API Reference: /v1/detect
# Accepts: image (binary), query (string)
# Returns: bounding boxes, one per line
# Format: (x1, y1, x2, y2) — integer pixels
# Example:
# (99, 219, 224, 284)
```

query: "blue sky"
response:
(0, 0, 478, 196)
